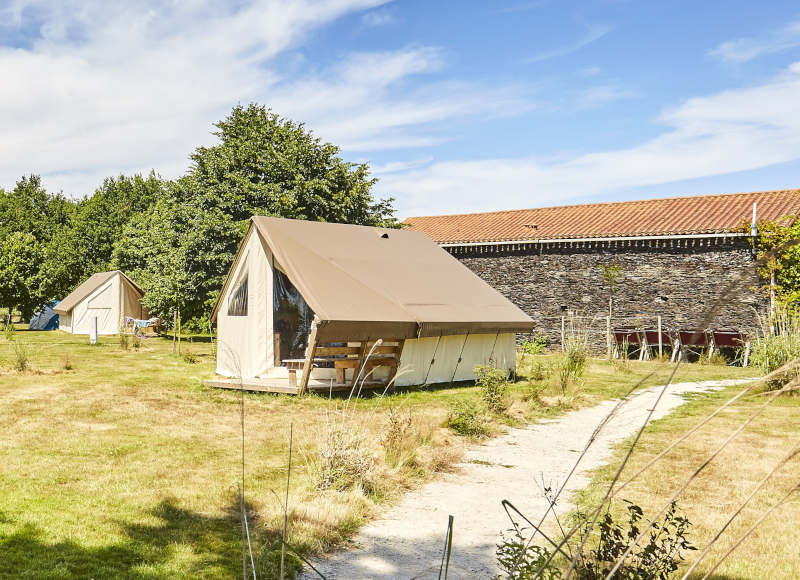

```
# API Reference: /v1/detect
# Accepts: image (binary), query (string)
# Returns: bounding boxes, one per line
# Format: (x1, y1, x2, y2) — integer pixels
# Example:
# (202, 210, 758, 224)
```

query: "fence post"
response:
(657, 315, 663, 360)
(606, 316, 612, 360)
(560, 316, 566, 351)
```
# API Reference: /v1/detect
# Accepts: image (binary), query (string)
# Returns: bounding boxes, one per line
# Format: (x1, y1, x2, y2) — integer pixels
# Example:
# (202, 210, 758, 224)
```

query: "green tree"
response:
(755, 217, 800, 307)
(185, 103, 396, 225)
(0, 174, 75, 242)
(114, 104, 397, 321)
(0, 232, 42, 319)
(37, 173, 165, 303)
(113, 192, 242, 322)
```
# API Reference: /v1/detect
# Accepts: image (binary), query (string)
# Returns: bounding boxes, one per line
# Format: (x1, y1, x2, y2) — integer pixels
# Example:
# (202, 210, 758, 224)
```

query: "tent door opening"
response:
(272, 267, 315, 364)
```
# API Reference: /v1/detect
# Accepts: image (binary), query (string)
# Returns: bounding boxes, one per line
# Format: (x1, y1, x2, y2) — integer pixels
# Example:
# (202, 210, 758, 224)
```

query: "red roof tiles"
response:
(403, 190, 800, 244)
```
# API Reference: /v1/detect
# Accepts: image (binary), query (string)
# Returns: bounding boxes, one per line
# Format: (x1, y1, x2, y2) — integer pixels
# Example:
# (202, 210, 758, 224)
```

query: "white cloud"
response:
(361, 6, 395, 27)
(524, 23, 610, 63)
(0, 0, 396, 194)
(1, 0, 533, 199)
(383, 61, 800, 217)
(710, 21, 800, 63)
(573, 85, 637, 109)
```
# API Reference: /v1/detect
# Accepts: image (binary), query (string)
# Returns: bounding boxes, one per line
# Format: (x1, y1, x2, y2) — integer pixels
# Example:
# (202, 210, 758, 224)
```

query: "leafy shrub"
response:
(182, 350, 199, 364)
(520, 334, 548, 356)
(572, 500, 696, 580)
(13, 342, 30, 371)
(119, 331, 130, 351)
(496, 527, 562, 580)
(558, 345, 588, 393)
(314, 422, 375, 491)
(529, 359, 553, 382)
(446, 399, 489, 437)
(4, 322, 15, 341)
(131, 332, 142, 350)
(476, 363, 510, 413)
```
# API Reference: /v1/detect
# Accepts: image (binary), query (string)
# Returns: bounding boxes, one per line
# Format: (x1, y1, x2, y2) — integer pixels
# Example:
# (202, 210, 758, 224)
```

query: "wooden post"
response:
(561, 316, 566, 351)
(657, 316, 663, 360)
(273, 332, 282, 367)
(606, 316, 612, 360)
(298, 324, 318, 396)
(172, 310, 177, 354)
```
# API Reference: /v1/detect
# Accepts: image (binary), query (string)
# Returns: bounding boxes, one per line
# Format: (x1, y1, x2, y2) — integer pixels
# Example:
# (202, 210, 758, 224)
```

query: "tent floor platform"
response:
(204, 377, 387, 395)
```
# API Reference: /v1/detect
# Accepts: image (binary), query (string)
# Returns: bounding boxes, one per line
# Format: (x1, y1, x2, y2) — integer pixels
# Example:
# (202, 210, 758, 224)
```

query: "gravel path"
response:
(299, 379, 750, 580)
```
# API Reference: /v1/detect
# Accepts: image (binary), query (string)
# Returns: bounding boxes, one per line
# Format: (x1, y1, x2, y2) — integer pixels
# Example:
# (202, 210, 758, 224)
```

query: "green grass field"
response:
(572, 383, 799, 580)
(0, 328, 760, 579)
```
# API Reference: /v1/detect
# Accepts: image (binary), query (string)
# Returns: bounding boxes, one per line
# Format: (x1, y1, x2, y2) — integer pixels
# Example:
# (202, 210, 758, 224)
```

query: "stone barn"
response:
(405, 190, 800, 350)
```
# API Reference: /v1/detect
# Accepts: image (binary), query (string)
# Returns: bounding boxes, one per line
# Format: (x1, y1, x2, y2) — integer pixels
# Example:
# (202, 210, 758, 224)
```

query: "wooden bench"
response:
(284, 339, 405, 392)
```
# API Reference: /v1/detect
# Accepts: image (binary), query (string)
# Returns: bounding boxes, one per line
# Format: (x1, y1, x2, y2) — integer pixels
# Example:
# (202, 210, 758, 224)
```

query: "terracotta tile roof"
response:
(403, 190, 800, 244)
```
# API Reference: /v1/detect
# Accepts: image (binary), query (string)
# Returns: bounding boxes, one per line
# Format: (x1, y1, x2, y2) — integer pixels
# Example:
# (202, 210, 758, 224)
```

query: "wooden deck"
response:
(205, 377, 388, 395)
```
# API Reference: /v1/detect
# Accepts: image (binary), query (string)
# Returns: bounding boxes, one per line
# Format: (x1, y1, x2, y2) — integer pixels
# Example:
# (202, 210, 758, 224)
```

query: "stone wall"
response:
(453, 237, 766, 351)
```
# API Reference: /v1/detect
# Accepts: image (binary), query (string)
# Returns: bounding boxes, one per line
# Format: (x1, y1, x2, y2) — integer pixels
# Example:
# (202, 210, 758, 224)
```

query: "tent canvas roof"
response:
(214, 217, 534, 341)
(54, 270, 143, 314)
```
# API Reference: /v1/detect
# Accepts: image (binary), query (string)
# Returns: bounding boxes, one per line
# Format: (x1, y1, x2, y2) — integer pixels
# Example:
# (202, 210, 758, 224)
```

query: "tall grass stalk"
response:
(751, 306, 800, 388)
(602, 377, 800, 579)
(13, 341, 31, 371)
(680, 444, 800, 579)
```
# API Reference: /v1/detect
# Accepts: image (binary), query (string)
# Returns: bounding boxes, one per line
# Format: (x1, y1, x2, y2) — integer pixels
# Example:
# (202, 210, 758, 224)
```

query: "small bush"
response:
(522, 381, 547, 404)
(314, 421, 375, 491)
(446, 399, 489, 437)
(496, 527, 561, 580)
(557, 345, 588, 393)
(119, 331, 130, 351)
(131, 332, 142, 350)
(528, 359, 553, 382)
(4, 322, 15, 341)
(62, 354, 74, 371)
(572, 500, 696, 580)
(13, 342, 31, 371)
(182, 350, 199, 364)
(520, 334, 548, 356)
(476, 363, 510, 413)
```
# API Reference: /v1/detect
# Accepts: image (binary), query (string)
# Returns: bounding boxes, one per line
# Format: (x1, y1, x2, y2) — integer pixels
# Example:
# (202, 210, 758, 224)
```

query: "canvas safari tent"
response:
(55, 271, 148, 335)
(212, 217, 534, 392)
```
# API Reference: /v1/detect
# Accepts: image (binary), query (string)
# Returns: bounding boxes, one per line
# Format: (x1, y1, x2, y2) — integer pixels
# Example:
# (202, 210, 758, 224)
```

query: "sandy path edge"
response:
(299, 379, 751, 579)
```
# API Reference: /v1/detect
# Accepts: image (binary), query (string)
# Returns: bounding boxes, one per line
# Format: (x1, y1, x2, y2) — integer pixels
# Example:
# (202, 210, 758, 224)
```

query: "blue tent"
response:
(29, 304, 59, 331)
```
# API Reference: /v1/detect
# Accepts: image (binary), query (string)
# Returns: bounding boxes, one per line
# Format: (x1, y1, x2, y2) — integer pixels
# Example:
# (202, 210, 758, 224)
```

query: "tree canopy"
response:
(755, 217, 800, 306)
(0, 103, 397, 324)
(114, 104, 396, 322)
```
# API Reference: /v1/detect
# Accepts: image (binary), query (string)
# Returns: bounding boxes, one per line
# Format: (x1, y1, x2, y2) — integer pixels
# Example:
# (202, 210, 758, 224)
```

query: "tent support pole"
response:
(298, 325, 318, 396)
(449, 332, 470, 385)
(423, 334, 442, 385)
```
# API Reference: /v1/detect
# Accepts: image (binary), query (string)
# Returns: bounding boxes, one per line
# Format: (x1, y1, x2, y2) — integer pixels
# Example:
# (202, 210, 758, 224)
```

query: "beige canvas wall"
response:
(61, 273, 147, 335)
(216, 229, 274, 378)
(69, 274, 119, 335)
(395, 332, 516, 386)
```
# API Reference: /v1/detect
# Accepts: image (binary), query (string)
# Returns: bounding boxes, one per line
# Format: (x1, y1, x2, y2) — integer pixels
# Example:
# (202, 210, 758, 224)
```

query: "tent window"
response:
(273, 268, 314, 361)
(228, 276, 248, 316)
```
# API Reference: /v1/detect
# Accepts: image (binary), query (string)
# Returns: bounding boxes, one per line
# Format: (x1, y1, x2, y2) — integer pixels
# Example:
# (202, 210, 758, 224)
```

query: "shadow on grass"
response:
(0, 499, 257, 579)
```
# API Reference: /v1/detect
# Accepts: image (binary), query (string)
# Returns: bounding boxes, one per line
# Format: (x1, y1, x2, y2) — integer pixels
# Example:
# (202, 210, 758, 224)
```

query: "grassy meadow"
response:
(0, 327, 761, 578)
(572, 382, 799, 580)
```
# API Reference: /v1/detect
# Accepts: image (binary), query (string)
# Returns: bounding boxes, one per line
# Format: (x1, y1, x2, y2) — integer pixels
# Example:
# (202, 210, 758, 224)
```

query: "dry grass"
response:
(0, 328, 758, 578)
(572, 383, 800, 579)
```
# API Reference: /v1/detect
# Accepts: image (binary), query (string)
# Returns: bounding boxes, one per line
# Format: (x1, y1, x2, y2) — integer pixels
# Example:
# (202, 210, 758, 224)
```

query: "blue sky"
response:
(1, 1, 800, 217)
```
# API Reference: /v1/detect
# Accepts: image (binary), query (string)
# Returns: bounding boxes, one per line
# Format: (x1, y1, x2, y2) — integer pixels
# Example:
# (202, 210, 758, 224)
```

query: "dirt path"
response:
(300, 379, 750, 579)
